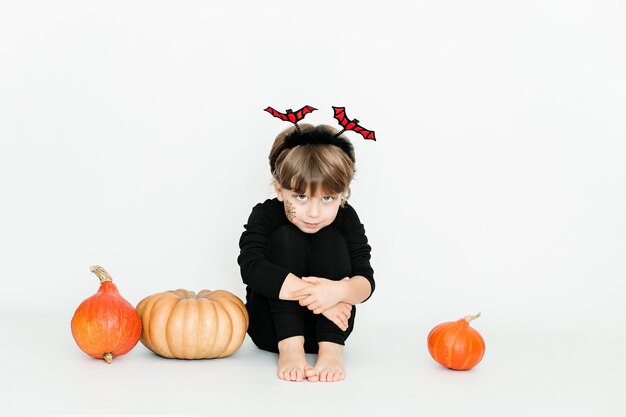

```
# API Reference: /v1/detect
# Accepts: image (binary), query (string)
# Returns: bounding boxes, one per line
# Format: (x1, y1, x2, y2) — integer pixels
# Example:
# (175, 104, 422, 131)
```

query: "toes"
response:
(319, 368, 329, 382)
(315, 367, 345, 382)
(307, 373, 320, 382)
(279, 368, 305, 382)
(304, 366, 318, 382)
(291, 368, 303, 382)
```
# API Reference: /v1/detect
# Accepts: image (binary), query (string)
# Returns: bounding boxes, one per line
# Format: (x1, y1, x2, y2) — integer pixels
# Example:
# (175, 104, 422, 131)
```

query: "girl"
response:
(238, 114, 375, 383)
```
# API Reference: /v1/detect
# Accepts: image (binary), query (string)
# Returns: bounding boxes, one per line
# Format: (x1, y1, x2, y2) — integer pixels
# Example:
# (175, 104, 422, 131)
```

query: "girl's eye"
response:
(322, 196, 335, 203)
(295, 195, 308, 202)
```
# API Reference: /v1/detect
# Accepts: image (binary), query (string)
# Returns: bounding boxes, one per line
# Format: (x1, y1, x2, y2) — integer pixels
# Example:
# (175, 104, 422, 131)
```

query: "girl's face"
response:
(274, 184, 344, 234)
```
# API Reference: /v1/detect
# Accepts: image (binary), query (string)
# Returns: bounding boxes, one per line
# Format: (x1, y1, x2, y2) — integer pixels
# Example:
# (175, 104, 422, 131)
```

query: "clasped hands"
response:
(287, 277, 352, 331)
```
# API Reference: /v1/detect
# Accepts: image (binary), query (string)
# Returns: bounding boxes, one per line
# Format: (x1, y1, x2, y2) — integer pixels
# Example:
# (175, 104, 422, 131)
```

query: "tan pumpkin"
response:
(136, 289, 248, 359)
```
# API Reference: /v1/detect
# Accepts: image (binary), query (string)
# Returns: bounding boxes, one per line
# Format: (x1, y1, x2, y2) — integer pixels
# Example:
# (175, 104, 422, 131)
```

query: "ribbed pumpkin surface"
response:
(136, 289, 248, 359)
(427, 314, 485, 371)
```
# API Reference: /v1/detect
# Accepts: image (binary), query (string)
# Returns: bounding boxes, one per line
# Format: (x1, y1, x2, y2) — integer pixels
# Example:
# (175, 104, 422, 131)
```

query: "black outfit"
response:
(238, 198, 374, 354)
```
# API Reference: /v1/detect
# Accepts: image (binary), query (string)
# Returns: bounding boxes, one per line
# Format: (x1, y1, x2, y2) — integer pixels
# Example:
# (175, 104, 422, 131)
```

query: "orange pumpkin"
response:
(136, 289, 249, 359)
(427, 313, 485, 370)
(71, 266, 142, 364)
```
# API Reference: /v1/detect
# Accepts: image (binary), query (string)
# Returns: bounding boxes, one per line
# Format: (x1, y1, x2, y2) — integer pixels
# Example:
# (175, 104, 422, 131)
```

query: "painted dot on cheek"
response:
(284, 200, 296, 222)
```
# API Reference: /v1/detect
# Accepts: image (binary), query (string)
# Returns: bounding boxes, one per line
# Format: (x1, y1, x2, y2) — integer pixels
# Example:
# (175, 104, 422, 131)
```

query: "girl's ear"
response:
(273, 179, 285, 202)
(341, 188, 351, 207)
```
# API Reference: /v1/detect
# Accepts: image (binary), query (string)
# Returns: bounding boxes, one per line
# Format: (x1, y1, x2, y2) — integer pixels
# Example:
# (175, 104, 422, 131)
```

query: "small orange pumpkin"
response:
(136, 289, 249, 359)
(427, 313, 486, 370)
(71, 266, 142, 364)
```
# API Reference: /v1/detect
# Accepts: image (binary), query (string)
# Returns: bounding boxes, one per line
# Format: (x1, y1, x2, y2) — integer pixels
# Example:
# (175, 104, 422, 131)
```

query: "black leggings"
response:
(246, 224, 356, 354)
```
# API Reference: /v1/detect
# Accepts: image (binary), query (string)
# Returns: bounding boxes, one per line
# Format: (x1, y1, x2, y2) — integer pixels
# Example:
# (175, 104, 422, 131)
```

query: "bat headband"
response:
(265, 105, 376, 153)
(331, 107, 376, 141)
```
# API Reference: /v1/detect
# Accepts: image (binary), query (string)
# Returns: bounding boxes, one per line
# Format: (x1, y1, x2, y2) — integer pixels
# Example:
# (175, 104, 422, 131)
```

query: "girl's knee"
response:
(269, 224, 307, 251)
(308, 228, 351, 279)
(312, 226, 347, 245)
(268, 225, 308, 273)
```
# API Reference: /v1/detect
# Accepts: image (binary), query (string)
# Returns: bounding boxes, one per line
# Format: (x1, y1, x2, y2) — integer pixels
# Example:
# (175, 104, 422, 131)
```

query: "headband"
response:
(264, 105, 377, 144)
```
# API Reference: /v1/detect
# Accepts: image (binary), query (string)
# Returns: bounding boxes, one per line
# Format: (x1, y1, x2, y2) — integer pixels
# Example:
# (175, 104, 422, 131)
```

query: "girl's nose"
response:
(307, 202, 320, 218)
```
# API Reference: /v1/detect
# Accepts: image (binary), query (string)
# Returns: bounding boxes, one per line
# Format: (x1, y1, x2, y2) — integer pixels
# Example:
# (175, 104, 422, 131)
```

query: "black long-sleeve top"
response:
(238, 198, 375, 301)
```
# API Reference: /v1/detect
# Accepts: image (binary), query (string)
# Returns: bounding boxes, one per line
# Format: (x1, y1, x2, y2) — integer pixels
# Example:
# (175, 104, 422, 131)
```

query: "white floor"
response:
(2, 311, 625, 417)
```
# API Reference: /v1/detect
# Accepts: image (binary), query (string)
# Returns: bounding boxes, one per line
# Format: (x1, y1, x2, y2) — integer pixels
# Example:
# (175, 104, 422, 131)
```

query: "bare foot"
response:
(310, 342, 345, 382)
(277, 336, 314, 382)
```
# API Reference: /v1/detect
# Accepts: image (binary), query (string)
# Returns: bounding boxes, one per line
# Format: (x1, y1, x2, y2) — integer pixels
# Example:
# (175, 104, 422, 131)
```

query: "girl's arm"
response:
(239, 201, 295, 299)
(336, 275, 372, 305)
(279, 273, 370, 305)
(280, 273, 352, 330)
(277, 273, 310, 300)
(338, 204, 375, 301)
(287, 275, 372, 315)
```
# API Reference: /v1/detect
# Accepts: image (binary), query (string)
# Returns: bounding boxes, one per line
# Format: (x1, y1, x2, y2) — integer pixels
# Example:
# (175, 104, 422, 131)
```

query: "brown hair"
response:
(269, 124, 356, 199)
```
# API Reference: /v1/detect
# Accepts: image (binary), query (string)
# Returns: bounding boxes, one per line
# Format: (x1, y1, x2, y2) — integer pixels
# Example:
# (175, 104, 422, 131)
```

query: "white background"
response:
(1, 1, 625, 416)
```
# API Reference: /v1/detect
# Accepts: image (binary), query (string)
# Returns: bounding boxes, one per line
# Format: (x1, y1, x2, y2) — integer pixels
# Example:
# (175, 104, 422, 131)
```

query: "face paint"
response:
(284, 200, 296, 222)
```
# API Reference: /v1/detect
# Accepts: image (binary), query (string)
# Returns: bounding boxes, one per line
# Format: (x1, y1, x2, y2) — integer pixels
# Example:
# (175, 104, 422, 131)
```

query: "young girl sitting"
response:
(238, 110, 375, 382)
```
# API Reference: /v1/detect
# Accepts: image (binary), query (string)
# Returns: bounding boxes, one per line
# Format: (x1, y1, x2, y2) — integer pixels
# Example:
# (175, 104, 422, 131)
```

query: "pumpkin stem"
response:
(103, 352, 113, 364)
(90, 265, 113, 283)
(175, 289, 197, 299)
(464, 312, 481, 323)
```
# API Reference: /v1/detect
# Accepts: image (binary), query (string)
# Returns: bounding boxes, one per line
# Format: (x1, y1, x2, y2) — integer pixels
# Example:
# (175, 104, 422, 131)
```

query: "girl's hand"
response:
(321, 302, 352, 331)
(288, 277, 348, 314)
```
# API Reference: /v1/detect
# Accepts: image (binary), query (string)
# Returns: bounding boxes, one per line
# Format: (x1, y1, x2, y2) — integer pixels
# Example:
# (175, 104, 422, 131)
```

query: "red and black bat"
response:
(264, 105, 317, 129)
(332, 106, 376, 141)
